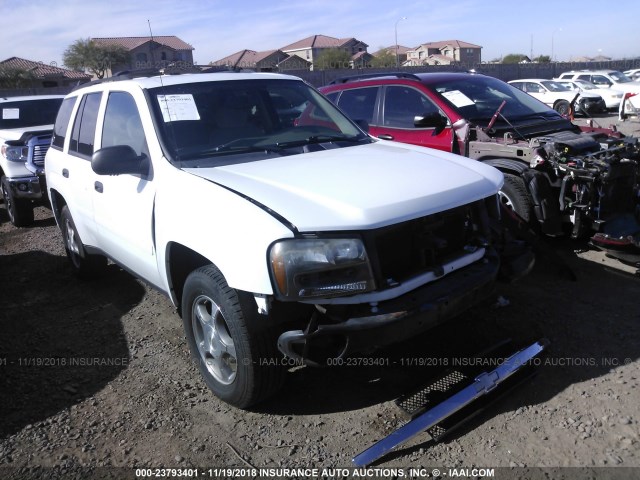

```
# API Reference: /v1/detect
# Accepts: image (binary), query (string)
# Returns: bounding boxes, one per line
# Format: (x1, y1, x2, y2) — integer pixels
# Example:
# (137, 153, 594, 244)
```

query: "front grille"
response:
(32, 144, 50, 167)
(364, 201, 482, 287)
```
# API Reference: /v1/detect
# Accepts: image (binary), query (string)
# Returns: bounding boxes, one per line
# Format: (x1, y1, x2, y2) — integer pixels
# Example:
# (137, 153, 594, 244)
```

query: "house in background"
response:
(404, 40, 482, 66)
(92, 36, 194, 74)
(280, 34, 369, 70)
(0, 57, 91, 87)
(373, 45, 412, 65)
(211, 49, 309, 72)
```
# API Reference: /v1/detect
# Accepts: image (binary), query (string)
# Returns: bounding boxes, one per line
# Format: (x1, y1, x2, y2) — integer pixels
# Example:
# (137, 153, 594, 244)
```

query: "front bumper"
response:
(278, 248, 501, 365)
(578, 97, 607, 114)
(6, 174, 45, 200)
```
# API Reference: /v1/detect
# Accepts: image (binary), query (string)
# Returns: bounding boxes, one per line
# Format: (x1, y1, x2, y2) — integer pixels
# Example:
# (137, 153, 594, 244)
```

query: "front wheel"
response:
(499, 174, 532, 222)
(181, 265, 285, 409)
(1, 175, 34, 227)
(554, 100, 571, 116)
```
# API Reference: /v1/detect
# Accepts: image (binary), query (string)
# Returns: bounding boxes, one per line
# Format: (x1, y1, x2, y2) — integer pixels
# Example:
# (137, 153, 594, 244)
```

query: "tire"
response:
(181, 265, 285, 409)
(60, 205, 107, 278)
(499, 173, 532, 222)
(554, 100, 571, 116)
(1, 175, 34, 227)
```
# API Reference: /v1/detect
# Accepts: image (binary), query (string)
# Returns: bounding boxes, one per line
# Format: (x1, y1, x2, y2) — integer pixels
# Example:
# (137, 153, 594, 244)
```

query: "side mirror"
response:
(92, 145, 149, 176)
(414, 112, 448, 130)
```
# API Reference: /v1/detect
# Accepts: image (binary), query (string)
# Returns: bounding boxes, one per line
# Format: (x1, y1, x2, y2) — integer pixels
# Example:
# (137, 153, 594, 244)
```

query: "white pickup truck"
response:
(1, 95, 64, 226)
(45, 71, 532, 408)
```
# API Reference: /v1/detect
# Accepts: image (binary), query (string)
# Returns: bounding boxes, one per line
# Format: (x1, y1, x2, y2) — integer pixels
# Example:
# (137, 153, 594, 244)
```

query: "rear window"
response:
(0, 98, 63, 129)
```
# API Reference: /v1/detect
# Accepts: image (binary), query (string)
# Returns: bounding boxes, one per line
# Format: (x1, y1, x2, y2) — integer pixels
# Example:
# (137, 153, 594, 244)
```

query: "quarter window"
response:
(69, 92, 102, 158)
(52, 97, 77, 150)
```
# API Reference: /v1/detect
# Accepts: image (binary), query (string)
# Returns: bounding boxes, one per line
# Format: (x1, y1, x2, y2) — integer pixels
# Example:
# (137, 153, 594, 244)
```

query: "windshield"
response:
(149, 78, 370, 165)
(0, 98, 63, 129)
(609, 71, 632, 83)
(429, 76, 560, 125)
(574, 80, 596, 90)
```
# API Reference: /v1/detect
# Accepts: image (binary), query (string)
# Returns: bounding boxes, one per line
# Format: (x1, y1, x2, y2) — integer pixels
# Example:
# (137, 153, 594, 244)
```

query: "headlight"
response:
(1, 145, 29, 162)
(269, 238, 375, 300)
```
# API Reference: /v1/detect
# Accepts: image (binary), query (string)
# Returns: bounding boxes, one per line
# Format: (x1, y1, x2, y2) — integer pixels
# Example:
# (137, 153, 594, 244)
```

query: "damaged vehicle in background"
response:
(320, 72, 640, 266)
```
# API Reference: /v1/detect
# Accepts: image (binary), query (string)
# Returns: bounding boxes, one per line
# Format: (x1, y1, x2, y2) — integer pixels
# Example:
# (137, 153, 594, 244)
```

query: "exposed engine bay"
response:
(469, 125, 640, 266)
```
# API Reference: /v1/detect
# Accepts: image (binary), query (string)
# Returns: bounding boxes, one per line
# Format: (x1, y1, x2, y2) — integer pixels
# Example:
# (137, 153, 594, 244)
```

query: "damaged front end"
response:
(273, 195, 534, 366)
(530, 129, 640, 264)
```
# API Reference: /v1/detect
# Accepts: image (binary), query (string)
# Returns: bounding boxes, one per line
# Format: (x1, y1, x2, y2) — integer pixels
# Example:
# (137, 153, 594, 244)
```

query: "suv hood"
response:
(183, 141, 503, 232)
(0, 125, 54, 142)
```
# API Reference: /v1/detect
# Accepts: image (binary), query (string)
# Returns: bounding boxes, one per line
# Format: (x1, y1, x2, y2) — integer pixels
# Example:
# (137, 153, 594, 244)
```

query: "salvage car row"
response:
(1, 68, 639, 416)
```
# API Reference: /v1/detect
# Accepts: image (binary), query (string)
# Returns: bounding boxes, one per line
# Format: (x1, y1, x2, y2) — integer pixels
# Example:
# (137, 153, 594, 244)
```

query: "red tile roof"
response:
(281, 34, 358, 51)
(373, 45, 412, 56)
(212, 49, 284, 68)
(0, 57, 91, 79)
(92, 36, 194, 51)
(417, 40, 482, 49)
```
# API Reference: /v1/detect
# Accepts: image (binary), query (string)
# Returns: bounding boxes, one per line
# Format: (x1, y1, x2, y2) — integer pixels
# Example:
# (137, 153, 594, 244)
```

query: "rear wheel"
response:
(1, 175, 34, 227)
(499, 174, 532, 222)
(60, 205, 107, 278)
(181, 265, 285, 408)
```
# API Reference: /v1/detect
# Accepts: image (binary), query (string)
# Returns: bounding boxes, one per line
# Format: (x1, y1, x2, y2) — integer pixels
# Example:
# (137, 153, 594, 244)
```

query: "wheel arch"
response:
(48, 188, 67, 226)
(165, 242, 214, 314)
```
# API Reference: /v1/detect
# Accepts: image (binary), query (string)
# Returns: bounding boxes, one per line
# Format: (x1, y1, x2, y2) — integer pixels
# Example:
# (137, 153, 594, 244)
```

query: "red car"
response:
(320, 72, 640, 264)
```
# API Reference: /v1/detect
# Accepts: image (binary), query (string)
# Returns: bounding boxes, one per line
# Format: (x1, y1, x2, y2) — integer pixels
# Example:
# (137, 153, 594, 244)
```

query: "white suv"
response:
(45, 71, 529, 408)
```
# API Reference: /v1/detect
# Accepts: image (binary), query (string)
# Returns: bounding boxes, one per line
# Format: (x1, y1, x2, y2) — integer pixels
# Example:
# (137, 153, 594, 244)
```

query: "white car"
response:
(45, 71, 530, 408)
(508, 79, 605, 115)
(554, 78, 623, 110)
(623, 68, 640, 81)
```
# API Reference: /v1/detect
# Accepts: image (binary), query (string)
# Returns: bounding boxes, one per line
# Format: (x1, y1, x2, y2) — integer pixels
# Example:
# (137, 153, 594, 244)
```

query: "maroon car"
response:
(320, 72, 640, 265)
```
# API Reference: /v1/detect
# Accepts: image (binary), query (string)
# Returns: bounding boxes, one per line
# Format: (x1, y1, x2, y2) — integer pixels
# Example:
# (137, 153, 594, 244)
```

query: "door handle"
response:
(378, 134, 394, 140)
(94, 181, 103, 193)
(62, 168, 69, 178)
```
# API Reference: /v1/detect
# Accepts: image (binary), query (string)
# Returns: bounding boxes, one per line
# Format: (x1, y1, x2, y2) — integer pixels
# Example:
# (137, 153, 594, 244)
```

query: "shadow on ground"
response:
(0, 251, 145, 438)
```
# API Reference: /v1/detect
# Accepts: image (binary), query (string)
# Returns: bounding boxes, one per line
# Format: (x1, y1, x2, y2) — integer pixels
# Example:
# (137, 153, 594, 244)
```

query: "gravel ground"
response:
(1, 115, 639, 480)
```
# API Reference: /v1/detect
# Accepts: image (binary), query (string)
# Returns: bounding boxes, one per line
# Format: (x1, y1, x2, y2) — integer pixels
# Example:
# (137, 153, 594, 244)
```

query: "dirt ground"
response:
(1, 115, 639, 480)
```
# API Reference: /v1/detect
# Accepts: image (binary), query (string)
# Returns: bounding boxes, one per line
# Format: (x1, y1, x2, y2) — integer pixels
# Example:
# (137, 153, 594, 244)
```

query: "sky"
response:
(1, 0, 639, 69)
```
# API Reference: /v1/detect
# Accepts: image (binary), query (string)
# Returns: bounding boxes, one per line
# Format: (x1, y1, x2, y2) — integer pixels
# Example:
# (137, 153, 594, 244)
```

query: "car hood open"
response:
(183, 141, 503, 232)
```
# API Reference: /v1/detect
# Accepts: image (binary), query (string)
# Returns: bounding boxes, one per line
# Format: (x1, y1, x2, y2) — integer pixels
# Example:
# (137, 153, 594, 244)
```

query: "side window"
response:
(590, 75, 611, 87)
(52, 97, 78, 150)
(336, 87, 378, 124)
(525, 83, 543, 93)
(383, 86, 438, 128)
(69, 92, 102, 158)
(102, 92, 149, 158)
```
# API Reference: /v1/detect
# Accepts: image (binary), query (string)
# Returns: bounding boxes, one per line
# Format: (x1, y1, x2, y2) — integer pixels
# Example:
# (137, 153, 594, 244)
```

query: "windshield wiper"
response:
(275, 134, 363, 148)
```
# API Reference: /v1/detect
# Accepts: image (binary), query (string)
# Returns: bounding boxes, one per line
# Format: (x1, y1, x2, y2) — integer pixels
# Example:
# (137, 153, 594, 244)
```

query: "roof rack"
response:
(328, 72, 421, 85)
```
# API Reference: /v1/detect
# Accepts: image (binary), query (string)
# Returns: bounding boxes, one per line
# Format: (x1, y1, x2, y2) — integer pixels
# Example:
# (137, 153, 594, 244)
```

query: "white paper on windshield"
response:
(442, 90, 475, 108)
(2, 108, 20, 120)
(157, 94, 200, 122)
